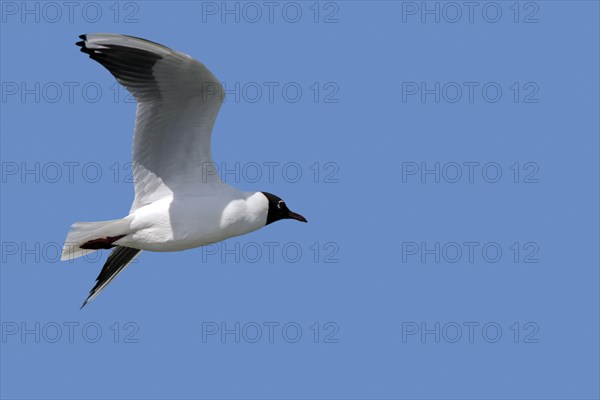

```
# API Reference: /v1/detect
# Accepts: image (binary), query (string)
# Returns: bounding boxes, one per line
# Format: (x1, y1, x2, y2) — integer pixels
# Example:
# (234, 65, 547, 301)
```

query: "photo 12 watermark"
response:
(1, 321, 140, 343)
(401, 81, 540, 104)
(199, 1, 340, 24)
(1, 241, 139, 265)
(401, 321, 540, 344)
(1, 1, 140, 24)
(400, 2, 540, 24)
(401, 161, 540, 184)
(199, 240, 340, 264)
(400, 241, 540, 264)
(201, 321, 340, 344)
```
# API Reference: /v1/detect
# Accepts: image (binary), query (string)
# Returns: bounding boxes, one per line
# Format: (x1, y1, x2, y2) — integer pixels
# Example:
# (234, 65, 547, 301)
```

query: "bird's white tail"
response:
(61, 218, 132, 261)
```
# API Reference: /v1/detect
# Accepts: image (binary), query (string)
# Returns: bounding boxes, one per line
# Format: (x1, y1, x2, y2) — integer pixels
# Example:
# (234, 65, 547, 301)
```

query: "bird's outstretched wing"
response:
(80, 246, 141, 308)
(77, 33, 225, 212)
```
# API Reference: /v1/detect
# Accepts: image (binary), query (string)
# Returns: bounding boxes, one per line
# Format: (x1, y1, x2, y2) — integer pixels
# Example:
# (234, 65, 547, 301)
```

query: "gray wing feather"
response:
(77, 33, 225, 212)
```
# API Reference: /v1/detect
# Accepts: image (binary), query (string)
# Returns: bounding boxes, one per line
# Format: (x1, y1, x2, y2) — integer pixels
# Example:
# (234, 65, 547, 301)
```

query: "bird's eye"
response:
(277, 200, 285, 209)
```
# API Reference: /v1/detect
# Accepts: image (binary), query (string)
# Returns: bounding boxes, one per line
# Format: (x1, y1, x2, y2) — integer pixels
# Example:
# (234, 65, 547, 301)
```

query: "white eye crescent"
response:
(277, 200, 284, 209)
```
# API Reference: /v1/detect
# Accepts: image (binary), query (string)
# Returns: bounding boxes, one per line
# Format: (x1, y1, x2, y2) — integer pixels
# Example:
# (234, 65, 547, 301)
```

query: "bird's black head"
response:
(261, 192, 307, 225)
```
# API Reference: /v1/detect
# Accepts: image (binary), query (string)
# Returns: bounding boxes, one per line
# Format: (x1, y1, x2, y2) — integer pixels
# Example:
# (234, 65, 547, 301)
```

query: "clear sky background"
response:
(1, 1, 598, 399)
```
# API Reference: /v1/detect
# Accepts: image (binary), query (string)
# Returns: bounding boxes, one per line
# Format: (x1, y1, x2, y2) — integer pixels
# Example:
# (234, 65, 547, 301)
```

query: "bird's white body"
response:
(120, 190, 269, 252)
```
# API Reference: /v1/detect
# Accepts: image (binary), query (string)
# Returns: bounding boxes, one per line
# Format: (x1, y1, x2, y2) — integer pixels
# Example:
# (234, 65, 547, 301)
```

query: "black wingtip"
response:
(76, 34, 86, 47)
(76, 36, 94, 57)
(81, 287, 96, 309)
(75, 39, 87, 55)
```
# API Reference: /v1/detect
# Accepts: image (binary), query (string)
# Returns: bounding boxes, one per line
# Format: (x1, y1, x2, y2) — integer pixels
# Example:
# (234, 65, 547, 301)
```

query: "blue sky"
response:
(1, 1, 599, 399)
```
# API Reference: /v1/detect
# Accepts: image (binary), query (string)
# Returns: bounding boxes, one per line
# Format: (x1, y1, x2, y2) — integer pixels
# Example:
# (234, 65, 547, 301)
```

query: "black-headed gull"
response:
(61, 34, 307, 308)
